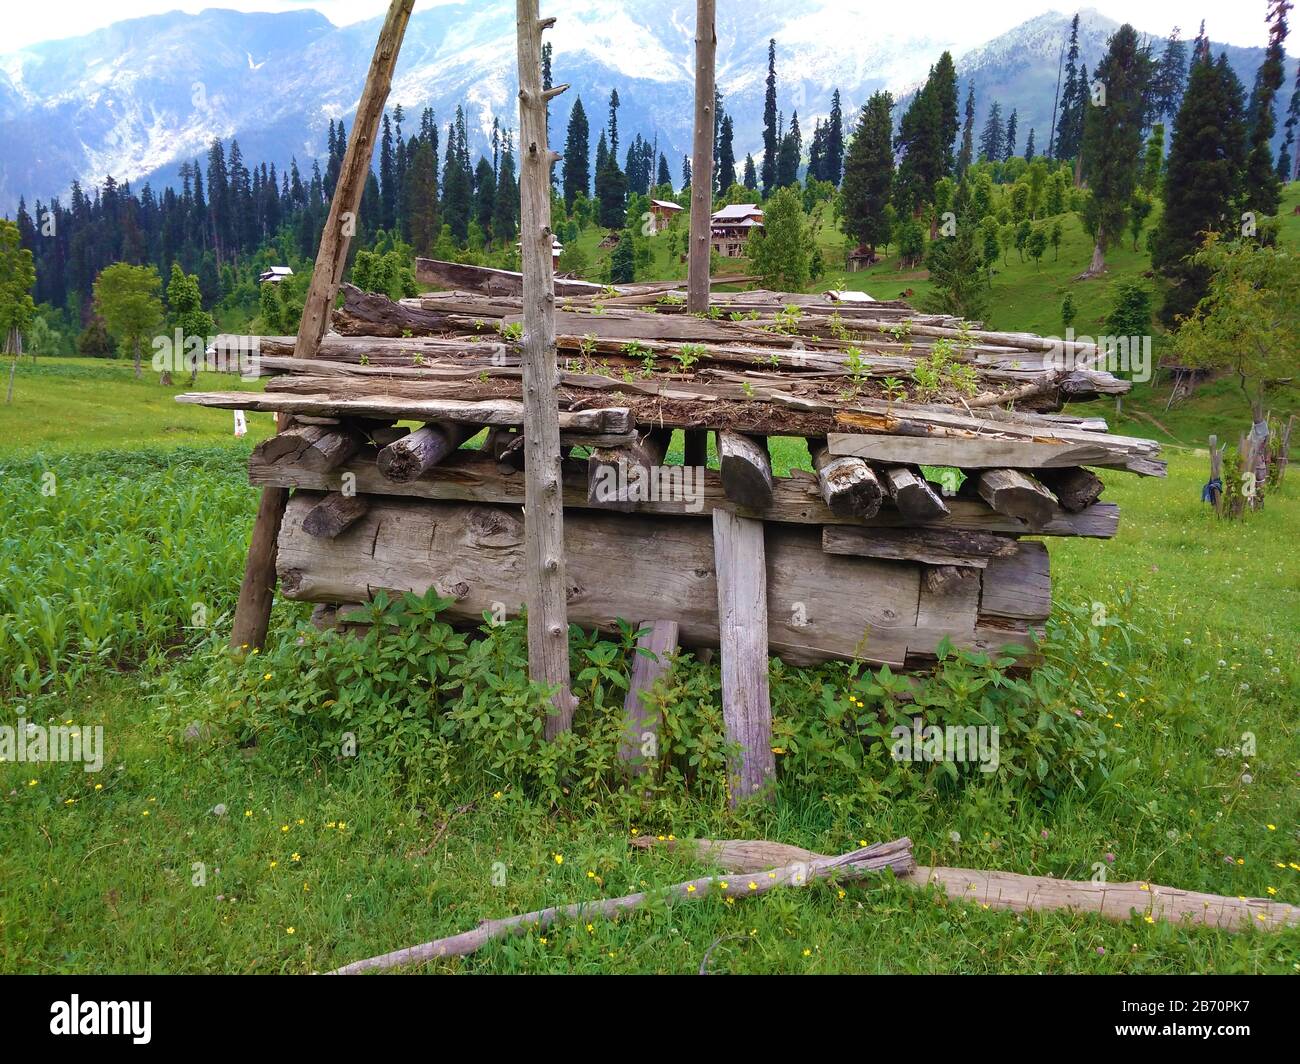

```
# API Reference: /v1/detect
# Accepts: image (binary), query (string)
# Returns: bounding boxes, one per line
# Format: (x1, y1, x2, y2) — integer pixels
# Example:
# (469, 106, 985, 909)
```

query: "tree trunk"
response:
(516, 0, 577, 737)
(686, 0, 716, 315)
(1076, 238, 1106, 280)
(230, 0, 415, 651)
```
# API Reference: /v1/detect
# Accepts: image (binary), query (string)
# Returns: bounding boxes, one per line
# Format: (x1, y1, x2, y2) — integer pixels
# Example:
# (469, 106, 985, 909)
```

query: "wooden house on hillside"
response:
(711, 203, 764, 257)
(650, 199, 685, 232)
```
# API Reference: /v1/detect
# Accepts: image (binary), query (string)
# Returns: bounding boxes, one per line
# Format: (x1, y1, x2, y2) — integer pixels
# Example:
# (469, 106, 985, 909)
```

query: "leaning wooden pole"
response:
(228, 0, 415, 652)
(686, 0, 717, 315)
(516, 0, 577, 737)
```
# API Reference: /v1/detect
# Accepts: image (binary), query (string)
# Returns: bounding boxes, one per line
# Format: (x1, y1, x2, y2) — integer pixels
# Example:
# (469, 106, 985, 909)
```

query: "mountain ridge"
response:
(0, 3, 1286, 213)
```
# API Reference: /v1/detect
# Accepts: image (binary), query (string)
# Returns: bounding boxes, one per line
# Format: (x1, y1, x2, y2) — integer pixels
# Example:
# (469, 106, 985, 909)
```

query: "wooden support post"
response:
(684, 429, 709, 469)
(619, 620, 680, 774)
(712, 510, 775, 804)
(516, 0, 576, 738)
(686, 0, 716, 315)
(718, 431, 773, 509)
(229, 0, 414, 651)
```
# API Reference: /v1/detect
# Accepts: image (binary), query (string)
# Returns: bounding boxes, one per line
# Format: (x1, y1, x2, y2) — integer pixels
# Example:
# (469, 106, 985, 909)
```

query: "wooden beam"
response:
(619, 620, 680, 774)
(687, 0, 717, 315)
(229, 0, 415, 652)
(975, 469, 1060, 527)
(827, 432, 1165, 477)
(587, 429, 671, 511)
(683, 429, 710, 469)
(377, 422, 472, 482)
(810, 442, 883, 518)
(980, 542, 1051, 621)
(821, 526, 1020, 568)
(880, 465, 951, 522)
(712, 510, 775, 803)
(250, 451, 1124, 538)
(303, 493, 371, 539)
(1035, 466, 1104, 513)
(718, 431, 774, 509)
(516, 0, 576, 738)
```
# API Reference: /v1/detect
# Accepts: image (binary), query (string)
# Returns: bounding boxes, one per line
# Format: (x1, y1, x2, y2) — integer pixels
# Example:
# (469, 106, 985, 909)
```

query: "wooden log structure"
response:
(975, 469, 1060, 527)
(810, 442, 883, 519)
(377, 422, 473, 482)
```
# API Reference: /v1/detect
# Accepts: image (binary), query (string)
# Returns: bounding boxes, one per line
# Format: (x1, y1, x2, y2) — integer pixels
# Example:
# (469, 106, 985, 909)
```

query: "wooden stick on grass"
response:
(630, 837, 1300, 934)
(329, 837, 913, 974)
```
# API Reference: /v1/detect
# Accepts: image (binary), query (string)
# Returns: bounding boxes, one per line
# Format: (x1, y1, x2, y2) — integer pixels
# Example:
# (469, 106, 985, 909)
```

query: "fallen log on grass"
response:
(629, 838, 1300, 933)
(328, 837, 914, 974)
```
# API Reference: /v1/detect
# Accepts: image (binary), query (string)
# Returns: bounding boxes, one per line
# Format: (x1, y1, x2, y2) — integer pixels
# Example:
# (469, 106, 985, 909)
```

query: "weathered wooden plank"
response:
(980, 541, 1051, 622)
(975, 469, 1060, 527)
(276, 494, 940, 667)
(822, 526, 1019, 567)
(414, 257, 611, 297)
(811, 443, 883, 518)
(249, 452, 1122, 538)
(922, 565, 981, 597)
(880, 465, 951, 522)
(712, 510, 775, 803)
(179, 390, 632, 432)
(718, 431, 774, 509)
(619, 620, 680, 775)
(303, 493, 371, 539)
(827, 432, 1165, 476)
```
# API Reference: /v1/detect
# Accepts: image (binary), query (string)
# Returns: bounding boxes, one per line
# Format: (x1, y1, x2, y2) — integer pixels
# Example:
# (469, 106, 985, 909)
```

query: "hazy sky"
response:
(3, 0, 1278, 53)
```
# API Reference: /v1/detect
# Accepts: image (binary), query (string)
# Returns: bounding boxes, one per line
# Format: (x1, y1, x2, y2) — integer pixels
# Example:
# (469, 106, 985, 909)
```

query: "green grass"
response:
(1, 436, 1297, 974)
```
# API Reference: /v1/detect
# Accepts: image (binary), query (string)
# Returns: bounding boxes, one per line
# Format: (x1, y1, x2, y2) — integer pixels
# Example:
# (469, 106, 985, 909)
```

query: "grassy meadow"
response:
(0, 189, 1297, 975)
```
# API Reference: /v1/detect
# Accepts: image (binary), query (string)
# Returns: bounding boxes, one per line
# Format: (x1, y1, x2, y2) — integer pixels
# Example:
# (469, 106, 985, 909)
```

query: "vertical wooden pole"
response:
(619, 620, 680, 775)
(230, 0, 415, 651)
(687, 0, 717, 315)
(516, 0, 577, 738)
(712, 509, 775, 804)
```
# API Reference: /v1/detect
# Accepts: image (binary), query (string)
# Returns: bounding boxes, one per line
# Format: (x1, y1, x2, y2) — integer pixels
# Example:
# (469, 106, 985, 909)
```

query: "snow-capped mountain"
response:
(0, 3, 1281, 213)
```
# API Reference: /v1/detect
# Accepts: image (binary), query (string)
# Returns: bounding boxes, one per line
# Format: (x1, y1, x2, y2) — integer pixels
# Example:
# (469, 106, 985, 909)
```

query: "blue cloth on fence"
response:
(1201, 478, 1222, 503)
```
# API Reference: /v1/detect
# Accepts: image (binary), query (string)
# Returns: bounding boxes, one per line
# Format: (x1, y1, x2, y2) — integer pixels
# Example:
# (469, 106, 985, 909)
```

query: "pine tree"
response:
(657, 153, 672, 190)
(1054, 14, 1081, 159)
(761, 39, 779, 196)
(777, 111, 802, 188)
(717, 114, 737, 193)
(826, 89, 845, 186)
(1279, 61, 1300, 181)
(379, 114, 396, 231)
(1153, 46, 1248, 323)
(1004, 109, 1018, 161)
(492, 130, 519, 242)
(562, 97, 591, 209)
(404, 139, 439, 256)
(895, 56, 958, 217)
(743, 154, 758, 190)
(1077, 24, 1151, 278)
(682, 155, 692, 189)
(808, 120, 825, 183)
(440, 116, 472, 242)
(957, 86, 975, 177)
(1154, 26, 1188, 120)
(840, 92, 894, 258)
(979, 102, 1003, 162)
(1024, 128, 1036, 160)
(1242, 1, 1290, 218)
(474, 157, 496, 240)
